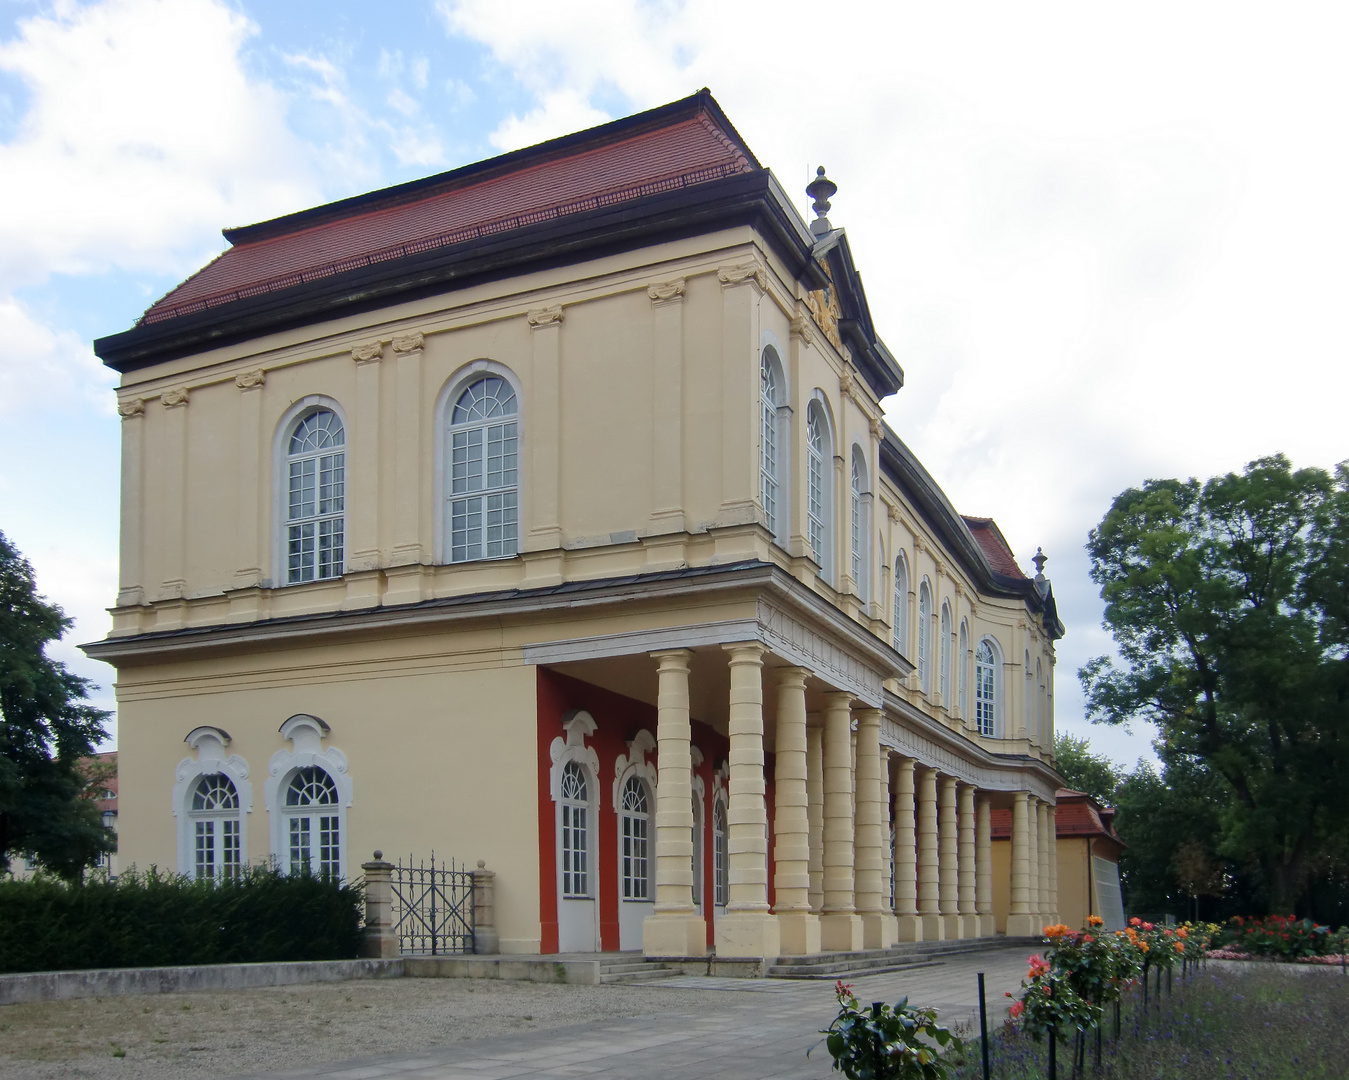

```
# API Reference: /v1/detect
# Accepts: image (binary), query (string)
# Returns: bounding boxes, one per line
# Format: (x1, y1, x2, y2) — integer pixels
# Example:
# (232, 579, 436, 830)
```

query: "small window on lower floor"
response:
(191, 773, 242, 880)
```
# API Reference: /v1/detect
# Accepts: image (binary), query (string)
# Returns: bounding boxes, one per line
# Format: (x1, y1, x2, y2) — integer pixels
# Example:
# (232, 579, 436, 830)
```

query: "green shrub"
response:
(0, 866, 363, 973)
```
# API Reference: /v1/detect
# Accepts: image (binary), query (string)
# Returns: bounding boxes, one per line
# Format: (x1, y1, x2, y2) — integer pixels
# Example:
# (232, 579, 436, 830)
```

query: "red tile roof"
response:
(962, 516, 1027, 579)
(990, 789, 1121, 843)
(142, 108, 754, 326)
(85, 751, 118, 813)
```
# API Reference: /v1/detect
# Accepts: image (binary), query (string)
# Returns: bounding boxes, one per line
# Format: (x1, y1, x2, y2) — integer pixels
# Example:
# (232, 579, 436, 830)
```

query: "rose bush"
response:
(816, 979, 964, 1079)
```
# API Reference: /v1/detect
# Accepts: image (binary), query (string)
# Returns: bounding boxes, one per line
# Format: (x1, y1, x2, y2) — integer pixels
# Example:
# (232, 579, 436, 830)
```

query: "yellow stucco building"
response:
(86, 91, 1064, 963)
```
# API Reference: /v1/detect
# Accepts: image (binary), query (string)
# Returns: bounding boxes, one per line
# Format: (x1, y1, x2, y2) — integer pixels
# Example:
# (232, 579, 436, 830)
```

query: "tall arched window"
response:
(939, 602, 953, 704)
(917, 581, 933, 694)
(806, 402, 833, 577)
(560, 761, 590, 898)
(893, 553, 910, 655)
(284, 766, 340, 877)
(285, 409, 345, 583)
(760, 352, 780, 537)
(191, 774, 241, 880)
(620, 777, 651, 900)
(975, 640, 998, 737)
(850, 456, 863, 584)
(1025, 651, 1035, 741)
(958, 619, 970, 718)
(713, 797, 728, 906)
(1036, 658, 1045, 744)
(850, 447, 871, 600)
(447, 376, 518, 562)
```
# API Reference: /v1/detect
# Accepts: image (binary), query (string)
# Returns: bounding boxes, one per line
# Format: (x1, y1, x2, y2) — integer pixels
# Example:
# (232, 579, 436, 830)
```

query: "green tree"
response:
(0, 531, 113, 878)
(1080, 456, 1349, 916)
(1052, 733, 1122, 804)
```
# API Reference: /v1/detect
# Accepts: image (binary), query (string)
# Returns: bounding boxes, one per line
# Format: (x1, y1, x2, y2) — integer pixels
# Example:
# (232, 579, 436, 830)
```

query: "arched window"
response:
(284, 766, 340, 877)
(285, 409, 345, 584)
(560, 761, 590, 898)
(620, 777, 651, 900)
(958, 619, 970, 718)
(713, 797, 728, 907)
(191, 774, 241, 880)
(1036, 658, 1045, 744)
(893, 553, 910, 655)
(447, 376, 519, 562)
(1025, 651, 1035, 741)
(850, 447, 871, 600)
(939, 602, 953, 704)
(806, 402, 833, 577)
(691, 791, 704, 911)
(917, 581, 933, 694)
(760, 352, 780, 537)
(975, 640, 998, 737)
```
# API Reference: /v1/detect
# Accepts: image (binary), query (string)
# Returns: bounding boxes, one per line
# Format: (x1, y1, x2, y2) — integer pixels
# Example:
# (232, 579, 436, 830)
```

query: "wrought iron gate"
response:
(390, 853, 475, 955)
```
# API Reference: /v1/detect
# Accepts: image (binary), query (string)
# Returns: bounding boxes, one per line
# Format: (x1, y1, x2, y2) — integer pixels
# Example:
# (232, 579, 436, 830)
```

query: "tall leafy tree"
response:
(1052, 733, 1122, 805)
(1081, 456, 1349, 915)
(0, 531, 113, 878)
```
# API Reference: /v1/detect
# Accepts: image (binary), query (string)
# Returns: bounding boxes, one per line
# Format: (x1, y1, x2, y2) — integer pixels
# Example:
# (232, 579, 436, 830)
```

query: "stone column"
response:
(1027, 797, 1041, 926)
(916, 767, 944, 940)
(892, 758, 922, 941)
(1037, 800, 1052, 925)
(360, 852, 399, 959)
(774, 668, 819, 955)
(855, 709, 897, 948)
(715, 643, 779, 961)
(806, 714, 824, 913)
(644, 650, 706, 956)
(976, 794, 994, 937)
(1006, 792, 1036, 937)
(1047, 805, 1059, 925)
(878, 751, 892, 917)
(938, 775, 962, 938)
(820, 692, 862, 951)
(957, 784, 977, 938)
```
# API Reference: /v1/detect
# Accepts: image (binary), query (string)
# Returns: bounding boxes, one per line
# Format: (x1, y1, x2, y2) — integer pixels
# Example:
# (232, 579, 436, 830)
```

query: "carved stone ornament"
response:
(527, 305, 564, 328)
(647, 278, 685, 303)
(869, 417, 883, 439)
(913, 537, 926, 554)
(716, 262, 767, 290)
(886, 502, 901, 524)
(161, 386, 189, 408)
(789, 313, 816, 345)
(839, 368, 856, 398)
(392, 331, 424, 354)
(235, 369, 265, 390)
(351, 340, 384, 363)
(117, 397, 145, 418)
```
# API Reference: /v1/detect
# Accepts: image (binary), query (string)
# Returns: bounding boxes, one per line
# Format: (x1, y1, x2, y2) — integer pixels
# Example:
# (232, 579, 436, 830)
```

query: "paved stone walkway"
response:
(233, 944, 1032, 1080)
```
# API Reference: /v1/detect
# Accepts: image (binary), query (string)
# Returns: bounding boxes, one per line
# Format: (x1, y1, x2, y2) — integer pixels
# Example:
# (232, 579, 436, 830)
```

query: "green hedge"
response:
(0, 866, 364, 974)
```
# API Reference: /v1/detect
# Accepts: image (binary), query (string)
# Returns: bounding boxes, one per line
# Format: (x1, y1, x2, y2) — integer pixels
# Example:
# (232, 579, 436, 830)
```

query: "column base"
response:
(920, 913, 946, 941)
(714, 911, 780, 962)
(943, 914, 966, 939)
(960, 914, 981, 939)
(819, 912, 864, 952)
(895, 914, 924, 942)
(979, 914, 997, 938)
(861, 912, 898, 949)
(643, 913, 708, 957)
(777, 911, 822, 956)
(1006, 913, 1040, 937)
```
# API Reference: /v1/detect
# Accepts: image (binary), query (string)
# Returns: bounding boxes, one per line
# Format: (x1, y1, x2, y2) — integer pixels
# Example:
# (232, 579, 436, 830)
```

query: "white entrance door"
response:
(557, 761, 597, 952)
(617, 776, 653, 950)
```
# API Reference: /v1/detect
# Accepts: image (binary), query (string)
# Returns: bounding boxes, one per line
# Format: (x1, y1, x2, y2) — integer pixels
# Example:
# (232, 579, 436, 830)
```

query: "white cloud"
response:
(436, 0, 1349, 761)
(0, 295, 116, 415)
(0, 0, 322, 290)
(387, 87, 420, 118)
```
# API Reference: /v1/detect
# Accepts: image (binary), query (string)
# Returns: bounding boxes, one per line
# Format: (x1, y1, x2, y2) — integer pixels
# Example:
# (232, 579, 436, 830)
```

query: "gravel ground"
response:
(0, 977, 760, 1080)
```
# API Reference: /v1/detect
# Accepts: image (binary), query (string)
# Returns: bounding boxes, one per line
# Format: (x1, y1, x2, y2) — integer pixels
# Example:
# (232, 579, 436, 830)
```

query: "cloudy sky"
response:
(2, 0, 1346, 768)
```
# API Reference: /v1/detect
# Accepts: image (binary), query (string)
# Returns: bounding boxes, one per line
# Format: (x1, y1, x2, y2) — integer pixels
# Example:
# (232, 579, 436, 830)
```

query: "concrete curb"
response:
(0, 958, 405, 1005)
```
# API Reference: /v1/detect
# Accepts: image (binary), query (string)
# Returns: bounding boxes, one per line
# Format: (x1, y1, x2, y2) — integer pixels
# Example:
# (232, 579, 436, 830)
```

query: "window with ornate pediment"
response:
(191, 773, 241, 880)
(284, 766, 341, 877)
(620, 777, 651, 901)
(560, 761, 590, 898)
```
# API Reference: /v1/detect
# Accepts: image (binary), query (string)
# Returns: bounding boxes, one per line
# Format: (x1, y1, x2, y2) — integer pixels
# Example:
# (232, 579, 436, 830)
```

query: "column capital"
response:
(776, 666, 811, 690)
(722, 641, 767, 663)
(821, 689, 855, 709)
(651, 648, 694, 669)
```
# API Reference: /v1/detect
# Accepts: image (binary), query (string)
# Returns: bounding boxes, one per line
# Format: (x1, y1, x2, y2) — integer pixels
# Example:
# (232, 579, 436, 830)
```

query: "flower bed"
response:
(1205, 915, 1349, 966)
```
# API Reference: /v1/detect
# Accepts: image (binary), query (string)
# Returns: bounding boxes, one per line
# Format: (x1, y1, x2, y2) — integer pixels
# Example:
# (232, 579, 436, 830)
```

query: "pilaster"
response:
(159, 387, 189, 601)
(349, 343, 383, 572)
(528, 306, 564, 552)
(116, 398, 146, 606)
(390, 332, 424, 570)
(649, 281, 685, 537)
(717, 264, 762, 526)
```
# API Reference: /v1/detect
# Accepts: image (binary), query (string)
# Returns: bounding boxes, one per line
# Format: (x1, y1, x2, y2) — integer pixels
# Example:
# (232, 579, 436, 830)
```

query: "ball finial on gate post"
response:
(373, 850, 382, 861)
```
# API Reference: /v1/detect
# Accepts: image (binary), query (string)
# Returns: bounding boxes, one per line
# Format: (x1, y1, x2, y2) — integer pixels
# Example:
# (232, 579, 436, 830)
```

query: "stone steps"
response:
(767, 937, 1029, 980)
(598, 957, 680, 984)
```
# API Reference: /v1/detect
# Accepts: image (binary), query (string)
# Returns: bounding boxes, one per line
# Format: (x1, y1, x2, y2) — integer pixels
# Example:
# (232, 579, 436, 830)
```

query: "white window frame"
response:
(190, 773, 243, 881)
(917, 580, 933, 695)
(612, 729, 657, 905)
(712, 795, 729, 907)
(549, 710, 600, 901)
(434, 361, 525, 565)
(174, 726, 251, 878)
(1025, 651, 1035, 741)
(559, 760, 591, 898)
(282, 765, 342, 877)
(975, 637, 1003, 737)
(893, 552, 910, 655)
(265, 714, 352, 881)
(758, 340, 790, 549)
(271, 397, 349, 588)
(619, 776, 653, 901)
(806, 396, 835, 581)
(939, 601, 953, 704)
